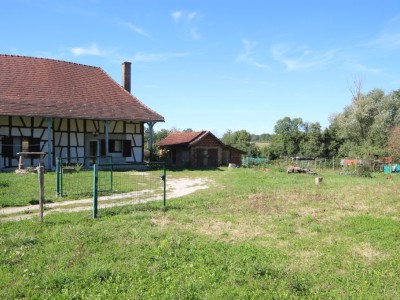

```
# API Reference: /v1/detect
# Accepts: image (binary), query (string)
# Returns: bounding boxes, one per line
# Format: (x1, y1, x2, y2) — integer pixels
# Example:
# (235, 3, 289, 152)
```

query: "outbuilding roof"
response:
(156, 131, 208, 146)
(0, 54, 164, 122)
(156, 131, 244, 152)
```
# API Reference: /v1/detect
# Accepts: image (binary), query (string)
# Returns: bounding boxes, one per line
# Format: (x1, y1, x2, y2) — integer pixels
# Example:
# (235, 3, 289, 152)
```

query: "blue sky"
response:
(2, 0, 400, 136)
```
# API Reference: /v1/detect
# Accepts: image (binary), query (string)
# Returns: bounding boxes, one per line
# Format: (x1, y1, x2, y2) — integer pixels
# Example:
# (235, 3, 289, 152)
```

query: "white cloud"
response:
(271, 44, 337, 71)
(187, 12, 197, 21)
(236, 39, 269, 69)
(124, 22, 152, 39)
(70, 44, 108, 56)
(171, 11, 182, 22)
(171, 10, 199, 23)
(171, 10, 202, 40)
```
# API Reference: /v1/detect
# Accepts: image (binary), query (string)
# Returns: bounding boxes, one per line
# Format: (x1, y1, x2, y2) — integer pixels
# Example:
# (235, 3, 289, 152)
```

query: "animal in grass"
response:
(315, 177, 323, 185)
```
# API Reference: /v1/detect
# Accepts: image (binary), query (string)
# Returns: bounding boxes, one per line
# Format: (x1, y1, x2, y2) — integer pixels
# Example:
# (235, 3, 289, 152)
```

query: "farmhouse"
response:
(156, 131, 245, 167)
(0, 54, 164, 169)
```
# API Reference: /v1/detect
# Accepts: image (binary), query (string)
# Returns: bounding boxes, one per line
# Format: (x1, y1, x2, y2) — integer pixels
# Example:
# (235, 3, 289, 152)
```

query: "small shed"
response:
(156, 131, 245, 167)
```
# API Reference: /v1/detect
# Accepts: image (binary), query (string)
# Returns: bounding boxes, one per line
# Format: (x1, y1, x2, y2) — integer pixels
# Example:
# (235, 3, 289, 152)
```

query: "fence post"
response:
(60, 158, 64, 197)
(37, 165, 45, 223)
(110, 157, 113, 192)
(93, 164, 98, 218)
(56, 158, 60, 197)
(163, 162, 166, 207)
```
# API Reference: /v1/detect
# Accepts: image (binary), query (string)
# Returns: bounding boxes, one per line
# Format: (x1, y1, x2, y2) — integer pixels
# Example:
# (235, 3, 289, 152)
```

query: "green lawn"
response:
(1, 166, 399, 299)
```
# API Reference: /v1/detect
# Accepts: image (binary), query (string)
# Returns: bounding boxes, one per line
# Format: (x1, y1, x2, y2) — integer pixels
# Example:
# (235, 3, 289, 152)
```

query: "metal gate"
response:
(93, 162, 166, 218)
(55, 158, 166, 218)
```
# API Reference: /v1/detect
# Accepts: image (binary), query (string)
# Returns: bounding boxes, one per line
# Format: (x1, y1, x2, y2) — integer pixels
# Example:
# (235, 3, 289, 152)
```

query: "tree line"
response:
(147, 87, 400, 160)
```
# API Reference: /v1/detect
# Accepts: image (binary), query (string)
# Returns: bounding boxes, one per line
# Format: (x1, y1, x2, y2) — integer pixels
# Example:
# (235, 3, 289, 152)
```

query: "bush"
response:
(242, 157, 270, 168)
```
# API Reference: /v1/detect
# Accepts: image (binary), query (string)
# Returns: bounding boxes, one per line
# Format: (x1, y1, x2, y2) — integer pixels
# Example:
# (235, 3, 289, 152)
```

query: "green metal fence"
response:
(56, 158, 166, 218)
(56, 156, 112, 197)
(93, 162, 166, 218)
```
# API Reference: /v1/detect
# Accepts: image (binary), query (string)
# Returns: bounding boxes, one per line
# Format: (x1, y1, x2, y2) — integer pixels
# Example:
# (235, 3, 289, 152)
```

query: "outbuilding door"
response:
(197, 148, 218, 167)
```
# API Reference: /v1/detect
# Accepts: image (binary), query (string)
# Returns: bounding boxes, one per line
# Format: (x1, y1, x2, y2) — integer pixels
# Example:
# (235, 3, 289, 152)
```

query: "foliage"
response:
(331, 88, 400, 158)
(221, 129, 252, 154)
(387, 125, 400, 160)
(250, 133, 271, 142)
(1, 168, 400, 299)
(273, 117, 305, 157)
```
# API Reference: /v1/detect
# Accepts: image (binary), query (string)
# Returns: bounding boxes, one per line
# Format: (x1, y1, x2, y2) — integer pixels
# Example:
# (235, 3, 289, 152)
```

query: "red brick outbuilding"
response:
(156, 131, 245, 167)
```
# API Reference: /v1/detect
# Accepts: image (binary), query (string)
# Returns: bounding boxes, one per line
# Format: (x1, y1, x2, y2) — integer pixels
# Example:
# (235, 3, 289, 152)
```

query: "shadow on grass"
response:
(101, 203, 182, 217)
(167, 166, 225, 172)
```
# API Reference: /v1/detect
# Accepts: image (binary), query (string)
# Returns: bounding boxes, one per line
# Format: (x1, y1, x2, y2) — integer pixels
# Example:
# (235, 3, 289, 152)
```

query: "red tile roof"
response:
(156, 131, 207, 146)
(0, 54, 164, 122)
(156, 130, 246, 153)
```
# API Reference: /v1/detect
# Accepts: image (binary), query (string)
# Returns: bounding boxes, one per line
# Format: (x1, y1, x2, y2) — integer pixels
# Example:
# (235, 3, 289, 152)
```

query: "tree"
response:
(300, 122, 323, 157)
(231, 130, 252, 151)
(272, 117, 305, 156)
(155, 129, 172, 142)
(222, 129, 253, 154)
(387, 125, 400, 160)
(330, 88, 400, 157)
(221, 130, 234, 145)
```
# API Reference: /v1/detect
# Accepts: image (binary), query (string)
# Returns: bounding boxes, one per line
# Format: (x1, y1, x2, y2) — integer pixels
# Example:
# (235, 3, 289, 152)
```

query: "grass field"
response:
(1, 166, 399, 299)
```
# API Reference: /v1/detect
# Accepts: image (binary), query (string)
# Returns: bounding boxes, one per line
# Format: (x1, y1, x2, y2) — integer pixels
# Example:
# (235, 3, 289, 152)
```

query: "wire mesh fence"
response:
(55, 157, 166, 218)
(93, 162, 166, 217)
(56, 156, 112, 197)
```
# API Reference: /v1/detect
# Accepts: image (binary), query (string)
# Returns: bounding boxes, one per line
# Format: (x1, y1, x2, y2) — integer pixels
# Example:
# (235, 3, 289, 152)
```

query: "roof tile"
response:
(0, 54, 164, 122)
(156, 131, 206, 146)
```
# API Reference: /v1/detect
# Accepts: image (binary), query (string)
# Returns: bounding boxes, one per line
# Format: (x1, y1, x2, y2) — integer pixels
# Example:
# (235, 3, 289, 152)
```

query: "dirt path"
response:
(0, 177, 211, 222)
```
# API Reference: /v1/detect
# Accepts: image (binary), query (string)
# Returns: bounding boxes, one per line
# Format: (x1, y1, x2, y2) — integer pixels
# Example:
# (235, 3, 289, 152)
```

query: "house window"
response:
(109, 140, 122, 153)
(1, 137, 41, 158)
(22, 139, 29, 152)
(13, 137, 22, 157)
(99, 139, 131, 157)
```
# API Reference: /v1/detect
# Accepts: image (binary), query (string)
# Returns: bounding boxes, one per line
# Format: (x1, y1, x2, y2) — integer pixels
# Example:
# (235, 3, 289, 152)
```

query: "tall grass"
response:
(1, 167, 399, 299)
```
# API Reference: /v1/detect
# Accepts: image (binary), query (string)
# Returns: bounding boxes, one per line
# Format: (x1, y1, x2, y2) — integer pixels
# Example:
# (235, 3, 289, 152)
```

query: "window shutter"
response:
(123, 140, 131, 157)
(1, 137, 13, 157)
(108, 140, 114, 152)
(29, 138, 41, 152)
(100, 140, 106, 156)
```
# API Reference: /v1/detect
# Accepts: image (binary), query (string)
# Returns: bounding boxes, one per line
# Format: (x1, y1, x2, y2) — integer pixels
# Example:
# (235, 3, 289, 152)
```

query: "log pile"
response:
(286, 166, 317, 175)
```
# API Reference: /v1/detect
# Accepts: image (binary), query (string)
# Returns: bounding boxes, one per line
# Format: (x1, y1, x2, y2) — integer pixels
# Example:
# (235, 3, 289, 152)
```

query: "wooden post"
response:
(37, 166, 45, 222)
(18, 153, 25, 170)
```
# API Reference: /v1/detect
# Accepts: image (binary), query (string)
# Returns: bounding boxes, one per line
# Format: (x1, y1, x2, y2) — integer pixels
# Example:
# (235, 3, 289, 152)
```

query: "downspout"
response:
(47, 118, 53, 171)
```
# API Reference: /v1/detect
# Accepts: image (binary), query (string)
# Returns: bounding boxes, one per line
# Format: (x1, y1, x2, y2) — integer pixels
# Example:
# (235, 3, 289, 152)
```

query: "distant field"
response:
(253, 141, 270, 147)
(1, 166, 399, 299)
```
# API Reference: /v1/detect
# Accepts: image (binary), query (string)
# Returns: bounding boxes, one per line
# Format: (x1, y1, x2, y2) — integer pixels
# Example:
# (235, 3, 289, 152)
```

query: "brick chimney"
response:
(122, 61, 131, 93)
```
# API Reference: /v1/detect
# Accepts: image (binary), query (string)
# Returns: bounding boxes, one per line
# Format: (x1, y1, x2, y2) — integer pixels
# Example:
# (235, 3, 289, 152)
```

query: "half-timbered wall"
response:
(54, 118, 85, 161)
(0, 116, 49, 168)
(0, 116, 144, 168)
